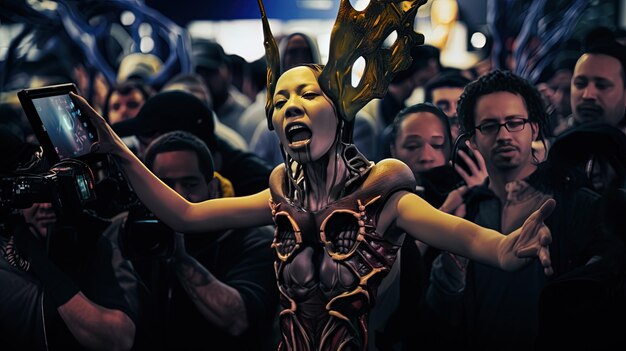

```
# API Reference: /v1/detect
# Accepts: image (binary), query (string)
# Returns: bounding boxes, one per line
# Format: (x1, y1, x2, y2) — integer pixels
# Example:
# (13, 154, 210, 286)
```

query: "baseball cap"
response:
(111, 91, 217, 149)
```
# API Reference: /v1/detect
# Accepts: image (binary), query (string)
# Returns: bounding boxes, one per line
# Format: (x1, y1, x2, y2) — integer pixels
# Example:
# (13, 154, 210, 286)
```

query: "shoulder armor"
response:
(362, 158, 417, 193)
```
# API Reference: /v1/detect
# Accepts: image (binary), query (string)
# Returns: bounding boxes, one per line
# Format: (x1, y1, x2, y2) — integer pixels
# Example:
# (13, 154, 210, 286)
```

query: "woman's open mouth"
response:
(286, 123, 312, 148)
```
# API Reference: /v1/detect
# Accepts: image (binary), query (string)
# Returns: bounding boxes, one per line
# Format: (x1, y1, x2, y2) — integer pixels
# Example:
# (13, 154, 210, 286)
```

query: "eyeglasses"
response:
(474, 118, 529, 135)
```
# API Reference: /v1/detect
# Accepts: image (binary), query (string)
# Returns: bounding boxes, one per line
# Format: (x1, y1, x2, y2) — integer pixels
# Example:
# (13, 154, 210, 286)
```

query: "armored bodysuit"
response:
(269, 159, 416, 350)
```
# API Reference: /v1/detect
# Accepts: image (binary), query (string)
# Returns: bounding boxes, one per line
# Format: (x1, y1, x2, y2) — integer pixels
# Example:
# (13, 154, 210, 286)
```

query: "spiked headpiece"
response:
(258, 0, 426, 131)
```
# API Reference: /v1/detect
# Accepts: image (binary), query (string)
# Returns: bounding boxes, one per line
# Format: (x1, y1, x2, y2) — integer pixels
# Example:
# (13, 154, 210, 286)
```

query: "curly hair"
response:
(456, 70, 548, 142)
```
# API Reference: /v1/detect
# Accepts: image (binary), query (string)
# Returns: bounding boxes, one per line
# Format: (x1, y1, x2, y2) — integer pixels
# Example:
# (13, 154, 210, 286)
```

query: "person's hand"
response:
(439, 185, 467, 217)
(69, 92, 128, 157)
(511, 199, 556, 275)
(454, 142, 488, 188)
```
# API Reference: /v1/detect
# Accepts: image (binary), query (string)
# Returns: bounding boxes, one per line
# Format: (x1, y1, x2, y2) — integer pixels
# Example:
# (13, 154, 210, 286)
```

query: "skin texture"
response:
(272, 67, 338, 165)
(432, 86, 464, 140)
(107, 90, 145, 124)
(71, 65, 555, 348)
(470, 91, 539, 203)
(390, 111, 448, 179)
(571, 53, 626, 127)
(152, 150, 211, 203)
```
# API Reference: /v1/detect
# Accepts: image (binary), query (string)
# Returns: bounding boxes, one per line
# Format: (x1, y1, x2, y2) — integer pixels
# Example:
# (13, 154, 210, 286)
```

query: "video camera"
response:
(120, 203, 176, 261)
(0, 158, 96, 214)
(7, 83, 176, 260)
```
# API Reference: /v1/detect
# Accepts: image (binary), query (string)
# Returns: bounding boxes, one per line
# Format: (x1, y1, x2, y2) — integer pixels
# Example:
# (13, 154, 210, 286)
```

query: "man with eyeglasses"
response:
(424, 70, 624, 349)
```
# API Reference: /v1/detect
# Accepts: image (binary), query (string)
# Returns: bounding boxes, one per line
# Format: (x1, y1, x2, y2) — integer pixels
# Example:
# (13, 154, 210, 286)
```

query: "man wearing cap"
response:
(192, 39, 250, 132)
(112, 91, 271, 196)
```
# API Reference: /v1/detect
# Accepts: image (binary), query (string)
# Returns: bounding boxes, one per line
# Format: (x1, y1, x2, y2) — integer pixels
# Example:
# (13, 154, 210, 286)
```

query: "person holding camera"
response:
(103, 131, 279, 350)
(0, 128, 140, 350)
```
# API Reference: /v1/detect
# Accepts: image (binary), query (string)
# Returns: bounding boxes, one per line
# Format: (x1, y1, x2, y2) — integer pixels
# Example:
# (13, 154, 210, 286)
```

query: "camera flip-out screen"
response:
(18, 83, 98, 164)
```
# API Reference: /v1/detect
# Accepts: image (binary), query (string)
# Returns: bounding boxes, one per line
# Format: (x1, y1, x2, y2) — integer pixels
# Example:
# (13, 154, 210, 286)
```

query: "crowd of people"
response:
(1, 1, 625, 350)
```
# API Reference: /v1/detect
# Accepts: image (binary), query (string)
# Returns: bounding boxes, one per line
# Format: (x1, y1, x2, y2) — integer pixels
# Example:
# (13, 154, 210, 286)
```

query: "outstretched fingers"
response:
(536, 198, 556, 221)
(516, 208, 554, 276)
(539, 247, 553, 276)
(516, 221, 552, 257)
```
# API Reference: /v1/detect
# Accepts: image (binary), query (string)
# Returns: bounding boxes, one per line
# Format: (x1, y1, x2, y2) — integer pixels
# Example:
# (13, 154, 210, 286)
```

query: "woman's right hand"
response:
(70, 92, 129, 158)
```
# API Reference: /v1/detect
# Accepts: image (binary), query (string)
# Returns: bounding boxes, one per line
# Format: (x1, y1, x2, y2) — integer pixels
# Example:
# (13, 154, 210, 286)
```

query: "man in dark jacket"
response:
(426, 70, 624, 350)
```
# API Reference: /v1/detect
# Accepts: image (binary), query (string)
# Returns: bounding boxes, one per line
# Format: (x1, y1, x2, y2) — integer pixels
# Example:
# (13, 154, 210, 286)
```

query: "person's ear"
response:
(530, 122, 539, 141)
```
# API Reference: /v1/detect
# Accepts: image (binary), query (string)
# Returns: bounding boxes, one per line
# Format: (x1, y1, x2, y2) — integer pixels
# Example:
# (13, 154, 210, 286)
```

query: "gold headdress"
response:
(258, 0, 426, 130)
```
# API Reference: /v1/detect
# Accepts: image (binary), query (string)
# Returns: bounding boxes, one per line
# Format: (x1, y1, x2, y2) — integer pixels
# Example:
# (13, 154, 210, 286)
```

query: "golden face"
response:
(272, 66, 338, 164)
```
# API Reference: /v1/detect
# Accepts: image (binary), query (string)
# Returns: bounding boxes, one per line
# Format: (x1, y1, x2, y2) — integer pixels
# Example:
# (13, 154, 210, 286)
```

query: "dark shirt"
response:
(106, 215, 279, 351)
(0, 232, 139, 350)
(459, 165, 623, 349)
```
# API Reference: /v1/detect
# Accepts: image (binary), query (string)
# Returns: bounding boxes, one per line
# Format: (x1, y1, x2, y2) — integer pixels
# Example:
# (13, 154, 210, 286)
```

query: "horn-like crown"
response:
(258, 0, 426, 130)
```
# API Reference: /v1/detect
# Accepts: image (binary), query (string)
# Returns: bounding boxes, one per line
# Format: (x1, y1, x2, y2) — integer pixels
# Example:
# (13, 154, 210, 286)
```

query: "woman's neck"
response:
(302, 145, 349, 211)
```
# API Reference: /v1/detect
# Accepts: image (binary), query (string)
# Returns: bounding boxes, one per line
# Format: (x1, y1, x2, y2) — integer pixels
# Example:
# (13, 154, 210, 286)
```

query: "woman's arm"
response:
(71, 93, 274, 233)
(388, 191, 554, 274)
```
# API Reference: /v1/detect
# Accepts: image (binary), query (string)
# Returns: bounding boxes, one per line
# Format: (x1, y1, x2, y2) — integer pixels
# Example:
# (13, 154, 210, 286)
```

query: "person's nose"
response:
(496, 123, 513, 141)
(419, 144, 437, 163)
(581, 83, 598, 100)
(119, 105, 131, 120)
(284, 98, 303, 118)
